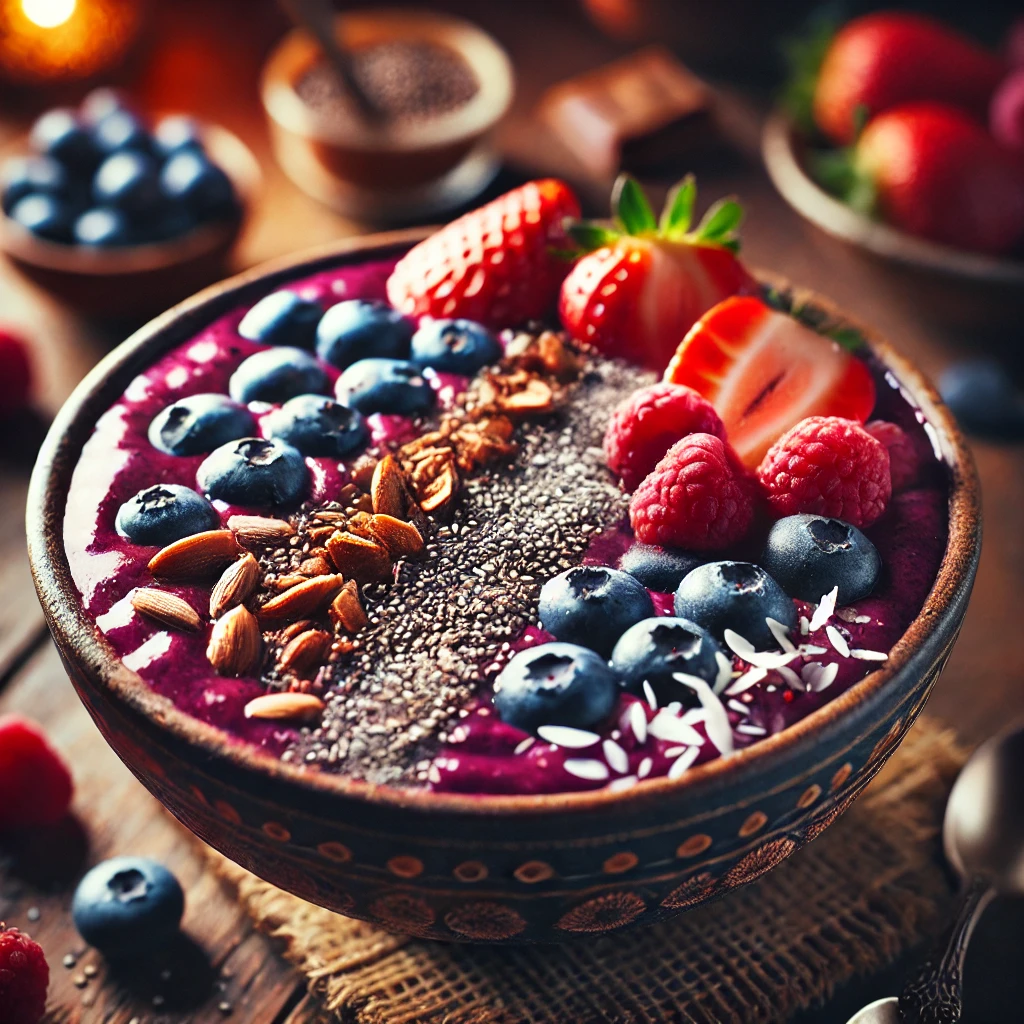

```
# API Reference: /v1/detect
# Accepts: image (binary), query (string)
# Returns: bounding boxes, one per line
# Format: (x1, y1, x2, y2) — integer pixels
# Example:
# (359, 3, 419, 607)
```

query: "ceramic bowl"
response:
(762, 111, 1024, 338)
(27, 231, 981, 944)
(260, 9, 514, 222)
(0, 123, 260, 319)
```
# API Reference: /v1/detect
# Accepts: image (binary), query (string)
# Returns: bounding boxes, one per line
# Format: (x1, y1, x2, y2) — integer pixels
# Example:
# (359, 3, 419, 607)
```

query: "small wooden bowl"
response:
(0, 124, 260, 319)
(260, 9, 514, 222)
(762, 112, 1024, 337)
(27, 232, 981, 944)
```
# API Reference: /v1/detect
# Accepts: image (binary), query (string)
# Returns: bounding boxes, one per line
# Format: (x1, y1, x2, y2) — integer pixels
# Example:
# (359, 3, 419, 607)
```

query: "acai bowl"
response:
(27, 178, 980, 942)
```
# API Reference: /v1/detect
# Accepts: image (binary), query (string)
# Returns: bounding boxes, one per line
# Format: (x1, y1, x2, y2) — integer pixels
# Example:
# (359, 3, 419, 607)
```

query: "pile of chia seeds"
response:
(282, 358, 656, 784)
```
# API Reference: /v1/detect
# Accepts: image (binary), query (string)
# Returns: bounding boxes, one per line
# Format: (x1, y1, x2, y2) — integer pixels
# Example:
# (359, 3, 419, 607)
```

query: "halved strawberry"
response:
(664, 296, 876, 468)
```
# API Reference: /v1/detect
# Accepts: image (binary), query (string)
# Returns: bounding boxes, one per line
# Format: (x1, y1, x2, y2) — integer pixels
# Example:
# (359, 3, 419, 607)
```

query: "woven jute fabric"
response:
(207, 716, 965, 1024)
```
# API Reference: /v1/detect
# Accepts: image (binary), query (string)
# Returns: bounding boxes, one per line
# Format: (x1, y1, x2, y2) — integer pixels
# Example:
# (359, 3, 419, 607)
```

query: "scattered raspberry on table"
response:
(0, 925, 49, 1024)
(0, 715, 74, 830)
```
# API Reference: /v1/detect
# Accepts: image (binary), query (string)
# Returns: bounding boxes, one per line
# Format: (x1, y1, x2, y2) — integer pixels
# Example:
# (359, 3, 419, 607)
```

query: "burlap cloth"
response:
(206, 716, 965, 1024)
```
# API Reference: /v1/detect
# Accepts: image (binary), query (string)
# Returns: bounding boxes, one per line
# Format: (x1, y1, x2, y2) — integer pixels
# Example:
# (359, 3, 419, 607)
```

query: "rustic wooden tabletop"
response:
(0, 2, 1022, 1022)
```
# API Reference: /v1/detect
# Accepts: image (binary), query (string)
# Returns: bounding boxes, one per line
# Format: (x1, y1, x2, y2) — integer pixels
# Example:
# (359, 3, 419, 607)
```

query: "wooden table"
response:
(1, 2, 1022, 1021)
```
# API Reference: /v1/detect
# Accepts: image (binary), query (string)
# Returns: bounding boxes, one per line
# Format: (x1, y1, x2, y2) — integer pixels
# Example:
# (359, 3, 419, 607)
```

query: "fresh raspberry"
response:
(629, 433, 754, 550)
(604, 382, 726, 491)
(865, 420, 920, 493)
(757, 416, 891, 528)
(0, 925, 49, 1024)
(0, 716, 73, 830)
(0, 330, 32, 416)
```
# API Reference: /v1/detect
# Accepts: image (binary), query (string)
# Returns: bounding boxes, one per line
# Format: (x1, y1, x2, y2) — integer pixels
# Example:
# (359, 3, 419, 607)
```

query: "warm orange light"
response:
(21, 0, 76, 29)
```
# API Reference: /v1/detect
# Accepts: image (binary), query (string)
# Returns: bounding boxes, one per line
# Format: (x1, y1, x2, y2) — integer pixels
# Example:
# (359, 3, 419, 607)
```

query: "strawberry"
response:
(663, 295, 876, 469)
(385, 179, 580, 328)
(558, 175, 756, 371)
(813, 12, 1004, 145)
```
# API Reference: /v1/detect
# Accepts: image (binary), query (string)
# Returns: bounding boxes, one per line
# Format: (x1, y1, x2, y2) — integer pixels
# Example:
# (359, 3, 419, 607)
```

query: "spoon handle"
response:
(898, 875, 995, 1024)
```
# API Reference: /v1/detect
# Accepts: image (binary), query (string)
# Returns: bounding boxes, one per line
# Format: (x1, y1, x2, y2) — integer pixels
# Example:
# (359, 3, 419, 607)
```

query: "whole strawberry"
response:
(386, 179, 580, 328)
(629, 432, 754, 551)
(559, 175, 756, 371)
(813, 12, 1004, 145)
(0, 715, 73, 830)
(0, 924, 49, 1024)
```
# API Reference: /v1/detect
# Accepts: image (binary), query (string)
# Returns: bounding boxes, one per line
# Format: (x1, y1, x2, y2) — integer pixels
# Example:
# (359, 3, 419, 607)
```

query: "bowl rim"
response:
(762, 110, 1024, 286)
(27, 228, 981, 818)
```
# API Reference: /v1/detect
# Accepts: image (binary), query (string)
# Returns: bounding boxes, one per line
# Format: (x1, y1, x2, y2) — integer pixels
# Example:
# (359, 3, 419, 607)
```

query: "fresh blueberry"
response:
(29, 108, 99, 173)
(160, 150, 236, 220)
(610, 616, 724, 703)
(263, 394, 369, 458)
(409, 318, 501, 375)
(91, 109, 152, 156)
(229, 347, 329, 405)
(153, 115, 205, 157)
(72, 856, 184, 958)
(1, 155, 71, 214)
(761, 515, 880, 605)
(239, 290, 322, 349)
(618, 544, 706, 593)
(197, 437, 309, 507)
(93, 151, 161, 217)
(80, 87, 132, 125)
(115, 483, 219, 545)
(315, 299, 413, 369)
(9, 193, 75, 242)
(138, 202, 196, 243)
(336, 358, 436, 416)
(939, 359, 1024, 440)
(493, 642, 619, 734)
(148, 392, 257, 456)
(74, 206, 132, 246)
(674, 561, 797, 650)
(538, 565, 654, 657)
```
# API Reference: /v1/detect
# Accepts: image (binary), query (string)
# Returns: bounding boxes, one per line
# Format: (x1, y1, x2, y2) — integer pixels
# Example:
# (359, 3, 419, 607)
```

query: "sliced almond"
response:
(279, 628, 333, 677)
(499, 378, 554, 414)
(244, 692, 324, 722)
(538, 330, 581, 378)
(329, 579, 368, 634)
(419, 461, 458, 513)
(298, 554, 331, 576)
(148, 530, 240, 580)
(131, 588, 202, 632)
(369, 514, 424, 558)
(350, 454, 378, 491)
(259, 573, 346, 624)
(371, 454, 406, 518)
(228, 515, 295, 546)
(207, 605, 262, 677)
(326, 531, 392, 583)
(344, 511, 376, 539)
(270, 572, 310, 592)
(210, 553, 260, 618)
(279, 618, 314, 642)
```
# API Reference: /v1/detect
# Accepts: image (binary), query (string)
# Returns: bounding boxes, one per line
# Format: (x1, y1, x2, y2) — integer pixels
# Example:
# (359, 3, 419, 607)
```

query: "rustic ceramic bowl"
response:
(27, 231, 981, 944)
(0, 123, 260, 318)
(762, 111, 1024, 337)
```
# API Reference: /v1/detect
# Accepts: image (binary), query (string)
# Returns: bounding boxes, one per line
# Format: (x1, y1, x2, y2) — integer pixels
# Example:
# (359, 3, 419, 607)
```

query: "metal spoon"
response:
(845, 723, 1024, 1024)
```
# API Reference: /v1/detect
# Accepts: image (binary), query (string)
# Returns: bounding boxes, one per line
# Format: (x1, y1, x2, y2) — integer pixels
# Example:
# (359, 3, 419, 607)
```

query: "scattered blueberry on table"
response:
(939, 359, 1024, 440)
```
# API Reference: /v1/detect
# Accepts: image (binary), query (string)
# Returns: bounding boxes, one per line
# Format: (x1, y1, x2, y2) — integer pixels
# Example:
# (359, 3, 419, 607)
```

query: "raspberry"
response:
(0, 330, 32, 416)
(604, 383, 726, 491)
(757, 416, 891, 528)
(0, 716, 73, 830)
(0, 925, 49, 1024)
(865, 420, 920, 493)
(629, 433, 754, 550)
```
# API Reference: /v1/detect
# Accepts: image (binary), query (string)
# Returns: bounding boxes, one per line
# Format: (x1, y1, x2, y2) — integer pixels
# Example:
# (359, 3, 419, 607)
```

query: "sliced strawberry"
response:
(664, 296, 876, 468)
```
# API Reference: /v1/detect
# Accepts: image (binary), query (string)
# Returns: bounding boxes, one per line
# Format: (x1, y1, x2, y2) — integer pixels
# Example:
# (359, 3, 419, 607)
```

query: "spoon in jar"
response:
(845, 723, 1024, 1024)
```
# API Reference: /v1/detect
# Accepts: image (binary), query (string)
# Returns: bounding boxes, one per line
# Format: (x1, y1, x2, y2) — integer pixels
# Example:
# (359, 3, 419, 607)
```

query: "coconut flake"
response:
(642, 680, 658, 710)
(714, 651, 733, 694)
(564, 758, 610, 782)
(737, 723, 768, 737)
(638, 756, 653, 779)
(723, 629, 756, 660)
(608, 775, 638, 792)
(855, 615, 872, 624)
(799, 644, 828, 656)
(537, 725, 601, 749)
(603, 738, 629, 775)
(673, 673, 734, 756)
(513, 737, 535, 756)
(668, 746, 701, 779)
(808, 586, 839, 632)
(724, 629, 800, 670)
(727, 699, 749, 715)
(803, 661, 839, 693)
(800, 616, 810, 636)
(681, 708, 707, 727)
(628, 701, 648, 744)
(648, 711, 704, 747)
(767, 617, 797, 653)
(776, 665, 804, 691)
(825, 625, 851, 659)
(850, 648, 889, 661)
(725, 665, 768, 696)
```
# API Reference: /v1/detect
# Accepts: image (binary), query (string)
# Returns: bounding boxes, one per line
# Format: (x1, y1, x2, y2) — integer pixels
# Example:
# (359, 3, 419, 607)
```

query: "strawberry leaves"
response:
(659, 175, 696, 238)
(612, 175, 658, 234)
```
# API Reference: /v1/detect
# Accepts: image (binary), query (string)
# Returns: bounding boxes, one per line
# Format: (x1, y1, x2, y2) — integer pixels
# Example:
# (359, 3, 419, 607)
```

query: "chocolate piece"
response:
(539, 47, 717, 178)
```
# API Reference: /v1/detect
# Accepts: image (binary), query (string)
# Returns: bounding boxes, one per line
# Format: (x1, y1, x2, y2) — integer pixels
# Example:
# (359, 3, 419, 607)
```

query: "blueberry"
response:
(619, 544, 706, 593)
(674, 561, 796, 649)
(1, 155, 71, 214)
(610, 616, 724, 703)
(239, 290, 322, 348)
(93, 151, 161, 217)
(9, 193, 75, 242)
(939, 359, 1024, 440)
(115, 483, 219, 545)
(92, 110, 152, 156)
(74, 206, 132, 246)
(153, 115, 205, 157)
(80, 87, 132, 125)
(72, 856, 184, 958)
(409, 318, 501, 375)
(29, 108, 99, 173)
(315, 299, 414, 369)
(263, 394, 368, 458)
(197, 437, 309, 507)
(229, 347, 329, 405)
(148, 392, 257, 456)
(138, 202, 196, 243)
(493, 642, 619, 734)
(336, 358, 436, 416)
(538, 565, 654, 657)
(160, 150, 236, 220)
(761, 514, 880, 605)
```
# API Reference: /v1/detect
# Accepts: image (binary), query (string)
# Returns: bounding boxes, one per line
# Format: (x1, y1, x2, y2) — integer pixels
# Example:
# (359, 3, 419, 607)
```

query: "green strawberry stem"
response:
(811, 146, 877, 216)
(779, 10, 839, 135)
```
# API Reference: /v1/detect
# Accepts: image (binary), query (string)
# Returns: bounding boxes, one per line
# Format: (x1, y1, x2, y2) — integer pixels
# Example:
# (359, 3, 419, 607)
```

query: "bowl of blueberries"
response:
(0, 88, 259, 318)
